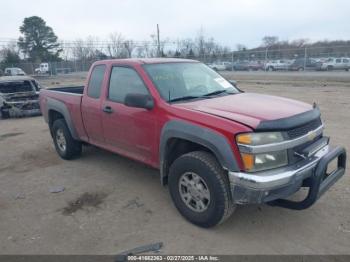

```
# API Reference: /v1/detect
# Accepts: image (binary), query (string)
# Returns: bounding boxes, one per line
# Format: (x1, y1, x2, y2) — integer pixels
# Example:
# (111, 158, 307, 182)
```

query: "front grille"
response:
(287, 118, 322, 139)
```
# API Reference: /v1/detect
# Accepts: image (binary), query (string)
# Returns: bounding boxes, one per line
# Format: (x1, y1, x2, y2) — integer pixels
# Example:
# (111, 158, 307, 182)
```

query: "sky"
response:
(0, 0, 350, 48)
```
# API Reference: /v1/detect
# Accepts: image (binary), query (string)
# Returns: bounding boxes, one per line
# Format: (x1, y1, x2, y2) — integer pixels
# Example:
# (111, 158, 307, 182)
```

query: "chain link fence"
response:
(1, 45, 350, 76)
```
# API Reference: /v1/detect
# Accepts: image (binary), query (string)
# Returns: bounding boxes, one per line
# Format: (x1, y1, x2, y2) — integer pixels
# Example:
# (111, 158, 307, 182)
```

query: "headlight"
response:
(237, 132, 284, 145)
(236, 132, 288, 172)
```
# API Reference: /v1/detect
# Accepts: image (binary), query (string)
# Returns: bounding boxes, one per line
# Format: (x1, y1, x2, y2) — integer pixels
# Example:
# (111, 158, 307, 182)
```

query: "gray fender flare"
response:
(46, 97, 79, 140)
(159, 120, 239, 184)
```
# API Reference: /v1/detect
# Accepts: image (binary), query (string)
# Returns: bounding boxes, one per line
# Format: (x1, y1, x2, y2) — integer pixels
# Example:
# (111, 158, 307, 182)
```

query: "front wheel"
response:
(168, 151, 235, 228)
(52, 119, 82, 160)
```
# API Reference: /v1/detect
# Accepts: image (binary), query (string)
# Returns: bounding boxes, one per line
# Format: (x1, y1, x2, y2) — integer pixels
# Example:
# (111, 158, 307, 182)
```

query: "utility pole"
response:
(304, 47, 307, 70)
(265, 47, 268, 71)
(157, 24, 161, 57)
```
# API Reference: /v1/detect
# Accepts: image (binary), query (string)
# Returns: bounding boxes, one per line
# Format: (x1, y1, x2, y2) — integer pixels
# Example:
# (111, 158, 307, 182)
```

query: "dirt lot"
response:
(0, 71, 350, 255)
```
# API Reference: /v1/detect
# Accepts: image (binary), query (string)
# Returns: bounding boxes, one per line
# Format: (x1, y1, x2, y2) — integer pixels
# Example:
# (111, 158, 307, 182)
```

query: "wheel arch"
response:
(46, 98, 79, 140)
(159, 120, 239, 185)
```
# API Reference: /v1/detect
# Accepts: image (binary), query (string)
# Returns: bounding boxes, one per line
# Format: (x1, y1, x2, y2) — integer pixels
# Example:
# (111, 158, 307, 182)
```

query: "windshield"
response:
(143, 62, 239, 102)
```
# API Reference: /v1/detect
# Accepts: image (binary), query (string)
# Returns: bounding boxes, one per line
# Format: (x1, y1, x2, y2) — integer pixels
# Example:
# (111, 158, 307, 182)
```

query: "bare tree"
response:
(0, 41, 21, 67)
(59, 40, 72, 60)
(291, 38, 309, 48)
(176, 38, 195, 57)
(236, 44, 247, 51)
(203, 37, 216, 55)
(196, 27, 206, 57)
(124, 39, 135, 58)
(72, 39, 88, 61)
(262, 36, 279, 47)
(107, 32, 125, 58)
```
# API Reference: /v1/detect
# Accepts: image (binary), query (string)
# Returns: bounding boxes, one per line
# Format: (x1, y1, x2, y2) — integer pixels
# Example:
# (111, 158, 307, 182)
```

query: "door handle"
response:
(102, 105, 114, 114)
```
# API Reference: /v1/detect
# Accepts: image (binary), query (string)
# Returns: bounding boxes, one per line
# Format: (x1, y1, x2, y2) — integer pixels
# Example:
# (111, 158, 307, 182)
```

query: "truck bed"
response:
(39, 86, 87, 141)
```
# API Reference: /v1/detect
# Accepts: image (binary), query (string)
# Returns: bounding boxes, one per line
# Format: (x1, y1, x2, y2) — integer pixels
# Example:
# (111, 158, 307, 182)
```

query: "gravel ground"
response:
(0, 71, 349, 255)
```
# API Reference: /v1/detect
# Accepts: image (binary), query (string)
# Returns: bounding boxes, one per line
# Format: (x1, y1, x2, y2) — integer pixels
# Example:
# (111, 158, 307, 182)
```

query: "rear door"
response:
(101, 65, 157, 163)
(81, 64, 107, 145)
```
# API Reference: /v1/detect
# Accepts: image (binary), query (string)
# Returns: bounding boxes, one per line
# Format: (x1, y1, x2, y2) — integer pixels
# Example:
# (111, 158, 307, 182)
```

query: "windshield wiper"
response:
(202, 89, 232, 97)
(168, 95, 201, 103)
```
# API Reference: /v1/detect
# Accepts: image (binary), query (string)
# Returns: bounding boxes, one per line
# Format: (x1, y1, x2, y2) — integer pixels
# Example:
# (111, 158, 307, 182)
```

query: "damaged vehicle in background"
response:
(0, 76, 42, 119)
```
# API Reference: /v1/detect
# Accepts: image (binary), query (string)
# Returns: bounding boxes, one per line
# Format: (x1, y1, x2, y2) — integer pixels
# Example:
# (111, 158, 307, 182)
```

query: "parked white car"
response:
(317, 57, 350, 71)
(265, 60, 293, 71)
(35, 63, 50, 74)
(208, 61, 230, 71)
(4, 67, 26, 76)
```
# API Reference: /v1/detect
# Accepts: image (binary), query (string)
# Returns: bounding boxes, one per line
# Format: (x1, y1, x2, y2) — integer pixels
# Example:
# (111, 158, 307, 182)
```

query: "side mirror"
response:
(124, 93, 154, 110)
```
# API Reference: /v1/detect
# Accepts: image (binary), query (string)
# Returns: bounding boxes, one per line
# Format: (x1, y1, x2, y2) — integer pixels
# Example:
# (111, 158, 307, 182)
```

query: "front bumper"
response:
(228, 145, 346, 209)
(1, 100, 41, 118)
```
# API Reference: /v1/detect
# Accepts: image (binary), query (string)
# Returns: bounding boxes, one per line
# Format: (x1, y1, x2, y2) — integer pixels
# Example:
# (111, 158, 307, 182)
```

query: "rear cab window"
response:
(87, 64, 106, 98)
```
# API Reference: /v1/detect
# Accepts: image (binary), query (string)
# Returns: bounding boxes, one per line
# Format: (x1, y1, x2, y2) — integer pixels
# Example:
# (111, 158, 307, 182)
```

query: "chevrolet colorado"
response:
(39, 58, 346, 228)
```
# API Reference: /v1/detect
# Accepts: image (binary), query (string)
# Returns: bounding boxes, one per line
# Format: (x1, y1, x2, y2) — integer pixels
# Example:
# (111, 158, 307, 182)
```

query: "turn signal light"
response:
(241, 153, 254, 171)
(237, 134, 252, 144)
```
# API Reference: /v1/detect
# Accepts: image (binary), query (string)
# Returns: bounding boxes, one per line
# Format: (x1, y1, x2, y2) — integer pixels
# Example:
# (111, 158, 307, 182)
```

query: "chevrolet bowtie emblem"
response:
(307, 130, 317, 141)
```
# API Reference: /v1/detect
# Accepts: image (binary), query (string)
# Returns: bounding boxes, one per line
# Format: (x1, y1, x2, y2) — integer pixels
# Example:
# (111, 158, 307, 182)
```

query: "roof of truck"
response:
(0, 76, 35, 83)
(95, 58, 199, 65)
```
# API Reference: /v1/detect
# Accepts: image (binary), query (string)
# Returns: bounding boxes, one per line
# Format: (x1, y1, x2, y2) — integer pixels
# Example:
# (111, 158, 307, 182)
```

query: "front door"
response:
(101, 66, 157, 163)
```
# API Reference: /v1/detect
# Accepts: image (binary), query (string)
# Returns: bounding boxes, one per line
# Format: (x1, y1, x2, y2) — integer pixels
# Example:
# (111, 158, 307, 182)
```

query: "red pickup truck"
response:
(40, 58, 346, 228)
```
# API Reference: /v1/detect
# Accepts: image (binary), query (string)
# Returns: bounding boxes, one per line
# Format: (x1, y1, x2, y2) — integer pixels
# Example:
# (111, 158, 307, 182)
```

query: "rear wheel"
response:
(52, 119, 82, 160)
(168, 151, 235, 228)
(327, 65, 333, 71)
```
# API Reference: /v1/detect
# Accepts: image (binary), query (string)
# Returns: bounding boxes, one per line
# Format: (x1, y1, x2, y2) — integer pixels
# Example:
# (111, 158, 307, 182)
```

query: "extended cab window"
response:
(88, 65, 106, 98)
(108, 67, 149, 103)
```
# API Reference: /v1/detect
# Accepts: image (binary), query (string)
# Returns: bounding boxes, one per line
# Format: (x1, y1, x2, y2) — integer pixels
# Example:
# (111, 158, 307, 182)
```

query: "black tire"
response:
(52, 119, 82, 160)
(327, 65, 333, 71)
(268, 66, 274, 71)
(168, 151, 235, 228)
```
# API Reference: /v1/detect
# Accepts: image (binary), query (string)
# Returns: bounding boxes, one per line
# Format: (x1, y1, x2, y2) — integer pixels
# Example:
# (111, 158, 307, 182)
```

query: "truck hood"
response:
(174, 93, 313, 129)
